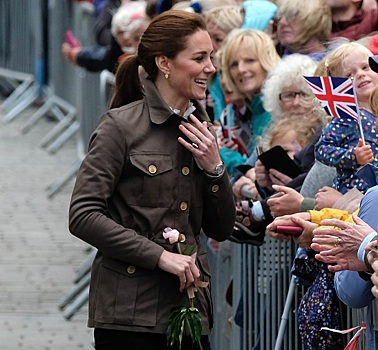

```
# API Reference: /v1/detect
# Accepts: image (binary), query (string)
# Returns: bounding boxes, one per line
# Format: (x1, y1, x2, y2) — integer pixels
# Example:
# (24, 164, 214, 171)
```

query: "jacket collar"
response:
(142, 74, 209, 125)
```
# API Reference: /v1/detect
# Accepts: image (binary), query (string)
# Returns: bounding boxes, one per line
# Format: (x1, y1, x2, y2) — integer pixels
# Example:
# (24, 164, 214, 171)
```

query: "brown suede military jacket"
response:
(69, 75, 236, 333)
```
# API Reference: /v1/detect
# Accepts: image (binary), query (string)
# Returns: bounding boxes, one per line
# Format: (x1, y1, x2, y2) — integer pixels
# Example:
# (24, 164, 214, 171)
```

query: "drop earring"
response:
(165, 73, 169, 79)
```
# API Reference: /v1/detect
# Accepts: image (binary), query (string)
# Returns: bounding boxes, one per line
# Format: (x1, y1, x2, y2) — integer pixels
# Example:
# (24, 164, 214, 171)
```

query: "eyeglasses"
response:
(279, 91, 312, 102)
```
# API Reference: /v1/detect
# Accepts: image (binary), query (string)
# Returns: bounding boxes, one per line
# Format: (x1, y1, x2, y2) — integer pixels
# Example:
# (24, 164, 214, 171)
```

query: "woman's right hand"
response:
(255, 159, 272, 189)
(266, 212, 312, 243)
(314, 186, 342, 210)
(267, 185, 304, 217)
(62, 43, 81, 65)
(233, 175, 256, 199)
(157, 250, 200, 292)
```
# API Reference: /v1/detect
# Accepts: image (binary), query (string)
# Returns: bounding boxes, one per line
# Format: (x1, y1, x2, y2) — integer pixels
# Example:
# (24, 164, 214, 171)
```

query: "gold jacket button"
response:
(211, 184, 220, 193)
(148, 165, 157, 174)
(127, 266, 136, 274)
(182, 167, 190, 175)
(180, 202, 188, 211)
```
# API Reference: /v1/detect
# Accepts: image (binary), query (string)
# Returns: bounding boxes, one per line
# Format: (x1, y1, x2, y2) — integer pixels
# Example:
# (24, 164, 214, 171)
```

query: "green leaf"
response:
(182, 245, 196, 256)
(166, 307, 189, 349)
(187, 309, 202, 342)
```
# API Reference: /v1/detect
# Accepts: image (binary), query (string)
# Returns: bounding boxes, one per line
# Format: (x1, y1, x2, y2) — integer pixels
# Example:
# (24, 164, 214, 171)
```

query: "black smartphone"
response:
(258, 145, 301, 179)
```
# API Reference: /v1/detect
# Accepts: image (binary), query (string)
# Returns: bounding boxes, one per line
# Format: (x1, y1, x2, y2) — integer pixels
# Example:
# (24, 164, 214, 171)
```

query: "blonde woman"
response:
(275, 0, 332, 60)
(203, 0, 278, 121)
(220, 29, 279, 152)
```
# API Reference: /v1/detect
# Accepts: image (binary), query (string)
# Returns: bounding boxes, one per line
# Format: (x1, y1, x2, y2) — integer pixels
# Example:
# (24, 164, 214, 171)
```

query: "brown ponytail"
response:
(110, 55, 144, 109)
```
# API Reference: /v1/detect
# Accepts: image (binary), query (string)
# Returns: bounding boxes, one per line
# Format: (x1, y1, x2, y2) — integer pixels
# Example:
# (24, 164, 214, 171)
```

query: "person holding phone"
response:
(267, 62, 378, 347)
(231, 54, 321, 199)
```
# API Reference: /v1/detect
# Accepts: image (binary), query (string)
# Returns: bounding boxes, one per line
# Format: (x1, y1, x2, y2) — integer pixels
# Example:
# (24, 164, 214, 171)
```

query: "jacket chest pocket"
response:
(126, 153, 174, 207)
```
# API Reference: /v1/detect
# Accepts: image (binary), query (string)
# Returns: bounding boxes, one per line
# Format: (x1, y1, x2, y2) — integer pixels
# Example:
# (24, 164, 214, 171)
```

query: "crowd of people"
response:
(64, 0, 378, 349)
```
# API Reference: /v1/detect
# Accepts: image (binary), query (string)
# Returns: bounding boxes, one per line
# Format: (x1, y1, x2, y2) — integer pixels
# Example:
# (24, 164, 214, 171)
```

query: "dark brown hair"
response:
(110, 10, 206, 108)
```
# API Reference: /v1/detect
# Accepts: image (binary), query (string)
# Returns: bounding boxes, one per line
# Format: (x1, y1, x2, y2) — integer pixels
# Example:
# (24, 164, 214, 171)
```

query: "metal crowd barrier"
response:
(58, 248, 96, 320)
(0, 1, 371, 348)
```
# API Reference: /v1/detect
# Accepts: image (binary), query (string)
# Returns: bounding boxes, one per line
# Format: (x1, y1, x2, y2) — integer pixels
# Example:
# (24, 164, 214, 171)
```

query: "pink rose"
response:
(163, 227, 181, 244)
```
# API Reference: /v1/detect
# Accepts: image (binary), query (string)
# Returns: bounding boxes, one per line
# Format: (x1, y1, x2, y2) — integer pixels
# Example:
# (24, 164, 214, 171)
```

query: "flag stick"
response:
(351, 77, 365, 144)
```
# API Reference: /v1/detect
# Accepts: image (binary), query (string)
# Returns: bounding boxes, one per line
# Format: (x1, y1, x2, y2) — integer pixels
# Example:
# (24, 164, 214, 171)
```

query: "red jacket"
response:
(330, 9, 378, 41)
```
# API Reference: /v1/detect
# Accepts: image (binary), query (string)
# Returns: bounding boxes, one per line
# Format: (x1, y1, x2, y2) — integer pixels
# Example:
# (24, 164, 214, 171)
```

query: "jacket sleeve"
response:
(334, 270, 374, 308)
(68, 114, 164, 270)
(315, 118, 359, 170)
(201, 172, 236, 242)
(77, 46, 110, 72)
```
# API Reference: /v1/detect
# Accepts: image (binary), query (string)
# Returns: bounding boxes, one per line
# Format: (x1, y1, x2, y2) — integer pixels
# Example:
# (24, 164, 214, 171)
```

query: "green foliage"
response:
(166, 306, 203, 350)
(182, 244, 196, 256)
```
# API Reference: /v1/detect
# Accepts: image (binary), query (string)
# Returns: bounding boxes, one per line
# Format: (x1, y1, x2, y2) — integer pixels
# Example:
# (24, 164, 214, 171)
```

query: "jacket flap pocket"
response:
(102, 256, 150, 278)
(129, 153, 173, 176)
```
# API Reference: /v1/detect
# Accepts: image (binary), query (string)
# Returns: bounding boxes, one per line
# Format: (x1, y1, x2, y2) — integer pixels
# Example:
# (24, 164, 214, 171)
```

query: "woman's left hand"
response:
(268, 168, 292, 186)
(314, 186, 342, 210)
(266, 212, 310, 241)
(267, 185, 304, 217)
(178, 114, 222, 173)
(310, 213, 373, 272)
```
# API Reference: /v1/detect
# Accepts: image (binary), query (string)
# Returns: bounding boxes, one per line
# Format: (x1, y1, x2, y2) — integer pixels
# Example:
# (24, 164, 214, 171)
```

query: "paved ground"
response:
(0, 98, 94, 349)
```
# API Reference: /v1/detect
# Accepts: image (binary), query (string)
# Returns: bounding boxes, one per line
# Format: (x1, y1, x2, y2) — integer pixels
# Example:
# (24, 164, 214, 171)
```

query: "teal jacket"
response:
(220, 95, 271, 174)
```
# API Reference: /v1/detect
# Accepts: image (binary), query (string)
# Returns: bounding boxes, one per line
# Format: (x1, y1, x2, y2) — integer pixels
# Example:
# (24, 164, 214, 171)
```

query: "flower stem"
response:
(177, 242, 182, 255)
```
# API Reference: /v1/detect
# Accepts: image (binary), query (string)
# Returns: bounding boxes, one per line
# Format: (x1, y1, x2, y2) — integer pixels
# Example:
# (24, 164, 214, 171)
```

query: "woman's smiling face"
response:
(229, 44, 267, 99)
(166, 30, 216, 102)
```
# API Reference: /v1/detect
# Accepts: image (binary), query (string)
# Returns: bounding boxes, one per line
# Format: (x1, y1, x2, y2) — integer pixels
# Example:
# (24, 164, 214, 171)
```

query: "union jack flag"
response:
(303, 76, 359, 120)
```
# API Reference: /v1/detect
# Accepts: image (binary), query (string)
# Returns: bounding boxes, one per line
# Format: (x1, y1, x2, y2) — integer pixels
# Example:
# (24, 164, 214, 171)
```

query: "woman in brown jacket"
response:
(68, 10, 236, 350)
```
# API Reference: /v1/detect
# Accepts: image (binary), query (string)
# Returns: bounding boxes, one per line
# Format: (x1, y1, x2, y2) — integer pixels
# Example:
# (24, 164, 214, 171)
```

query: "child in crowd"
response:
(234, 112, 324, 238)
(315, 42, 378, 194)
(258, 116, 319, 157)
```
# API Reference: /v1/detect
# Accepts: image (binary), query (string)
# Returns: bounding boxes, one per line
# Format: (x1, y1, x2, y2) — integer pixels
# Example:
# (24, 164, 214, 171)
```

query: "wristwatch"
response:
(205, 162, 225, 177)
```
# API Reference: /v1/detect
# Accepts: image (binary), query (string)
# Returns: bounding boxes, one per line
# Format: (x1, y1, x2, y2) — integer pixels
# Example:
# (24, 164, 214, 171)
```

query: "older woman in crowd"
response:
(275, 0, 332, 61)
(62, 1, 150, 72)
(232, 53, 319, 198)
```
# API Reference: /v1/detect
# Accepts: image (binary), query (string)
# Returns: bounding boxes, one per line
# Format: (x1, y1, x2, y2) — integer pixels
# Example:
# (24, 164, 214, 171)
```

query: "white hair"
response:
(261, 54, 318, 120)
(111, 1, 147, 37)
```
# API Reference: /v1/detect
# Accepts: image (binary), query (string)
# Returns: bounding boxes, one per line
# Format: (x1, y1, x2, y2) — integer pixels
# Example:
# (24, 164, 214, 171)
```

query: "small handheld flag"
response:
(303, 76, 365, 143)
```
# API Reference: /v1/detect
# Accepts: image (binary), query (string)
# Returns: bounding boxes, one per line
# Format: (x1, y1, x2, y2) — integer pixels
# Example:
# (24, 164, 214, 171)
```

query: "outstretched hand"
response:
(62, 43, 81, 65)
(310, 213, 373, 272)
(267, 185, 304, 217)
(314, 186, 342, 210)
(266, 212, 311, 242)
